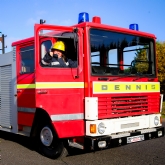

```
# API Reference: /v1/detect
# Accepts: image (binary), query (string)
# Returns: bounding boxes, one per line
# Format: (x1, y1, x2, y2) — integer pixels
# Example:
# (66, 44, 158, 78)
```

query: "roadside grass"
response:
(161, 102, 165, 118)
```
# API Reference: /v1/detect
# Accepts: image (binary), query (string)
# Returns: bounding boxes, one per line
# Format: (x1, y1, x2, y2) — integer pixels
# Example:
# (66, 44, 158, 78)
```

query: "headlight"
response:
(154, 116, 159, 126)
(98, 122, 106, 134)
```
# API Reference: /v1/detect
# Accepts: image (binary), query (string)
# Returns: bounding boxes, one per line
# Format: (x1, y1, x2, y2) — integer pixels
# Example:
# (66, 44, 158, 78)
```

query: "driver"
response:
(41, 41, 77, 68)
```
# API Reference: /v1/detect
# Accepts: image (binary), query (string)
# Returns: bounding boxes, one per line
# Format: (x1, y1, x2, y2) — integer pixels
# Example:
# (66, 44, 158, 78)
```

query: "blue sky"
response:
(0, 0, 165, 52)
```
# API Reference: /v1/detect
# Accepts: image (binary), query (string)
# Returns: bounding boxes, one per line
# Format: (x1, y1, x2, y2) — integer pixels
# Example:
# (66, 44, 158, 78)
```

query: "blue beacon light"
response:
(78, 12, 89, 24)
(129, 24, 139, 31)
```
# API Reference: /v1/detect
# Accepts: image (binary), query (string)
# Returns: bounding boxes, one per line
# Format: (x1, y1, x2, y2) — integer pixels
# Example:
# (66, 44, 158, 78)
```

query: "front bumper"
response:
(85, 126, 164, 150)
(86, 114, 162, 137)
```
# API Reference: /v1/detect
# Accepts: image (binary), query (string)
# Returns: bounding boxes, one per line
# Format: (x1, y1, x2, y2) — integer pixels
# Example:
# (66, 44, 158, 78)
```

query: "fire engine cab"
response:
(0, 12, 164, 159)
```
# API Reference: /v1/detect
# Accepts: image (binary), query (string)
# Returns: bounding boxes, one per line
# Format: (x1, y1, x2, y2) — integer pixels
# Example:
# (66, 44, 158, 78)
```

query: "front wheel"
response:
(37, 124, 68, 159)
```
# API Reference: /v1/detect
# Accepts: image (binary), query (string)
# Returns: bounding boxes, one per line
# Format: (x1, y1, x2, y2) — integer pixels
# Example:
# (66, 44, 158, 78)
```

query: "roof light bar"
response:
(129, 24, 139, 31)
(78, 12, 89, 24)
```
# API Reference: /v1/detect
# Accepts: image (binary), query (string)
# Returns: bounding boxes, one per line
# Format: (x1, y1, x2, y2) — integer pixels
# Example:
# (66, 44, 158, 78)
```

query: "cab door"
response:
(34, 24, 84, 137)
(16, 41, 36, 133)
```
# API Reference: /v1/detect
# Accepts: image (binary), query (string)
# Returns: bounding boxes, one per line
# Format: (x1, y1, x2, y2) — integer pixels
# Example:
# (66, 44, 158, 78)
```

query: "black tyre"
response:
(37, 124, 68, 159)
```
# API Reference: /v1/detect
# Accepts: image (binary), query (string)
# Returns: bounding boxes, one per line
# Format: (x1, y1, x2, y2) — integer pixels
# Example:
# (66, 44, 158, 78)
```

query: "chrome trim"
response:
(160, 94, 164, 112)
(140, 128, 156, 134)
(51, 113, 84, 121)
(18, 107, 36, 113)
(42, 59, 49, 65)
(111, 133, 130, 139)
(18, 131, 30, 137)
(68, 140, 84, 149)
(0, 125, 12, 129)
(121, 122, 139, 129)
(20, 48, 34, 53)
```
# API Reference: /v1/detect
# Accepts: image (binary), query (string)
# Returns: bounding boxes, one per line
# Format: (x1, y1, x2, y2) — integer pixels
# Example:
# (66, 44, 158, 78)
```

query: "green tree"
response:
(127, 47, 149, 74)
(134, 48, 149, 73)
(156, 41, 165, 94)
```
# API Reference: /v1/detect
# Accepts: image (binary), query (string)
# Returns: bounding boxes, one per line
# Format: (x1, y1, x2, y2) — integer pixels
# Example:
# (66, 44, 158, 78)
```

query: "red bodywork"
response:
(12, 21, 159, 138)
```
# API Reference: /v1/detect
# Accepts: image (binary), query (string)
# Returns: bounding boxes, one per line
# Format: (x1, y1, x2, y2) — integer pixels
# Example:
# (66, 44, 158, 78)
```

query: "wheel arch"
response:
(30, 108, 58, 138)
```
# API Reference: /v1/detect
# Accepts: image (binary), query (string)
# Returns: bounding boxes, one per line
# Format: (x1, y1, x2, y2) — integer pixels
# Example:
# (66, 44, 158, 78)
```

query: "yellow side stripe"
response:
(17, 84, 36, 89)
(17, 82, 84, 89)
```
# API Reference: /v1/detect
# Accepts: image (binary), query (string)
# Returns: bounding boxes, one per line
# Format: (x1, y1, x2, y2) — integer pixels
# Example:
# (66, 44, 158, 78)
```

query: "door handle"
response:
(37, 90, 47, 94)
(17, 89, 22, 93)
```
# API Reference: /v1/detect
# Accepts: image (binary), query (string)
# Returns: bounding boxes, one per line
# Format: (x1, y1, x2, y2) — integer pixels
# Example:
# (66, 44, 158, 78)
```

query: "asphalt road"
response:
(0, 121, 165, 165)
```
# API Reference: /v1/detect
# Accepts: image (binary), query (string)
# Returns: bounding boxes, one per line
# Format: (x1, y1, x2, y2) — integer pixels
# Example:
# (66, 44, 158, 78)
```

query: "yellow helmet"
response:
(52, 41, 65, 52)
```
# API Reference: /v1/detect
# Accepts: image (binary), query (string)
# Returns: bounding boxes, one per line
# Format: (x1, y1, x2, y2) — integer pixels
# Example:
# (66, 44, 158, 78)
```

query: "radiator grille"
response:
(111, 96, 148, 112)
(0, 65, 12, 127)
(97, 94, 159, 119)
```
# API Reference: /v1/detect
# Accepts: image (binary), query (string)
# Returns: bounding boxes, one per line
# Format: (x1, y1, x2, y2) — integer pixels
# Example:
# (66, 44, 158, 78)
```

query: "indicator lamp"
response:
(90, 124, 96, 133)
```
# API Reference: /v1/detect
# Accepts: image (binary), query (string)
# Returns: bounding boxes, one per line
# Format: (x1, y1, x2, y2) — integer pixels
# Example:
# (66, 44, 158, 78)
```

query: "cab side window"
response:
(40, 38, 78, 68)
(41, 40, 52, 59)
(20, 45, 34, 74)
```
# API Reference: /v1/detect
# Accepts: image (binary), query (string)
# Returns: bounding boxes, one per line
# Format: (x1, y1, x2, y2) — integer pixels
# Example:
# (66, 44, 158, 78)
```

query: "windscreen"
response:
(90, 29, 156, 76)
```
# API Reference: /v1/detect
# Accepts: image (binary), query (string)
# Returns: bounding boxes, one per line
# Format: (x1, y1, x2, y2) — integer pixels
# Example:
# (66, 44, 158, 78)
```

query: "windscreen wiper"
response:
(109, 75, 132, 81)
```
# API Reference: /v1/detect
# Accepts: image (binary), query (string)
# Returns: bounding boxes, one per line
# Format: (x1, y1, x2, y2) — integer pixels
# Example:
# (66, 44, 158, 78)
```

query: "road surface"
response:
(0, 120, 165, 165)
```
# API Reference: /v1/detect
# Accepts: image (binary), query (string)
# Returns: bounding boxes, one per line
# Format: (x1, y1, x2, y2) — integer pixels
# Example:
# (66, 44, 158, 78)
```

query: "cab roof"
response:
(12, 21, 156, 47)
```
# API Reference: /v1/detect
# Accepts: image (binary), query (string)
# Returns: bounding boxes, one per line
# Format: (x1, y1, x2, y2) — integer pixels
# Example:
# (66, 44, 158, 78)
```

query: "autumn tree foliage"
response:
(156, 41, 165, 94)
(134, 42, 165, 94)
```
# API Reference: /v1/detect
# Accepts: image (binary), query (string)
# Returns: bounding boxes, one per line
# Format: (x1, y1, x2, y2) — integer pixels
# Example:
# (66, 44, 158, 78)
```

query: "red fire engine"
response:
(0, 12, 164, 159)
